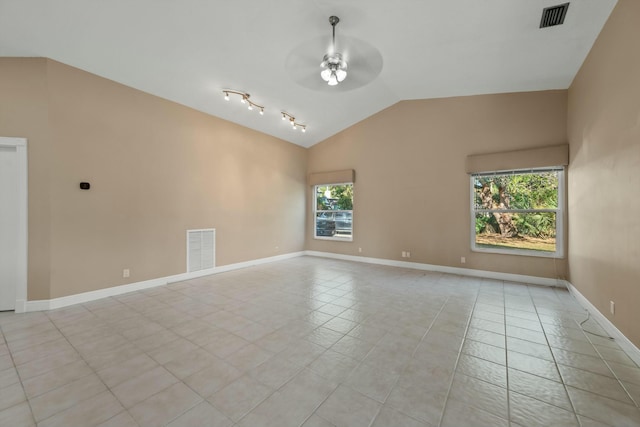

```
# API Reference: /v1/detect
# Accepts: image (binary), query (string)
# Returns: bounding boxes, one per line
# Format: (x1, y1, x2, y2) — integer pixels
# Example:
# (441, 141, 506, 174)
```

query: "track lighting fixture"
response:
(222, 90, 306, 132)
(222, 90, 264, 115)
(281, 112, 306, 132)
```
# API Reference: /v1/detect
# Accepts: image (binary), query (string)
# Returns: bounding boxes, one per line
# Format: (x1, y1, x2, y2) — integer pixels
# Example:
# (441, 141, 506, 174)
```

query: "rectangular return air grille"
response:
(187, 229, 215, 272)
(540, 3, 570, 28)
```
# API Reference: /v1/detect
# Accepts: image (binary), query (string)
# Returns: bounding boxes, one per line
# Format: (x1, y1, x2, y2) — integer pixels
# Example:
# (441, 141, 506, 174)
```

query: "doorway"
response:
(0, 137, 27, 312)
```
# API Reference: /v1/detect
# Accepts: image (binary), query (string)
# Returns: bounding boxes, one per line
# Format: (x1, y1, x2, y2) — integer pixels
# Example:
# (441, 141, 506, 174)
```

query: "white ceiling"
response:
(0, 0, 617, 147)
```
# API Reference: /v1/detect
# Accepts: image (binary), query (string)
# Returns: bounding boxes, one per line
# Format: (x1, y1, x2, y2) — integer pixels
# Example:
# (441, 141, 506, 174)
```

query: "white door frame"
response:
(0, 137, 28, 312)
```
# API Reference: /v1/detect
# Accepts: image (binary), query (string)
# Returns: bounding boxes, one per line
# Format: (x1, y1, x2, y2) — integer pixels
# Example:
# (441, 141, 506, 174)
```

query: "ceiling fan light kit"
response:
(320, 16, 348, 86)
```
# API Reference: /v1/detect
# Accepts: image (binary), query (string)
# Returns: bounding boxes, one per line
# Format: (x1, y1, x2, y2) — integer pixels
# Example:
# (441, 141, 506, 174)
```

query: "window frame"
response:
(470, 167, 565, 258)
(313, 182, 354, 242)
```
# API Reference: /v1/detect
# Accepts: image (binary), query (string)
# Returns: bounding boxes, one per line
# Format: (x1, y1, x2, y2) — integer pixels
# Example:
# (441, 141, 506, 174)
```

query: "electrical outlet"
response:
(358, 247, 362, 253)
(461, 257, 466, 264)
(610, 300, 615, 315)
(123, 269, 130, 278)
(401, 251, 406, 258)
(406, 251, 411, 258)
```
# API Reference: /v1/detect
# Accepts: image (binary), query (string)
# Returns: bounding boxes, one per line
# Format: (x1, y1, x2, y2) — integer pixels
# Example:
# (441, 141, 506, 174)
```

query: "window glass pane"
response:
(334, 211, 352, 237)
(315, 211, 353, 237)
(473, 171, 558, 210)
(315, 212, 336, 237)
(314, 184, 353, 240)
(474, 212, 556, 253)
(316, 184, 353, 211)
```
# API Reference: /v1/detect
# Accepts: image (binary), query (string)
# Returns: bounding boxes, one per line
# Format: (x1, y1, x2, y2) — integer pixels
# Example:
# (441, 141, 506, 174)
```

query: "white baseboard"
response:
(168, 251, 307, 284)
(304, 250, 564, 287)
(24, 276, 178, 312)
(565, 280, 640, 367)
(17, 248, 639, 367)
(19, 250, 565, 313)
(22, 251, 306, 312)
(14, 300, 27, 314)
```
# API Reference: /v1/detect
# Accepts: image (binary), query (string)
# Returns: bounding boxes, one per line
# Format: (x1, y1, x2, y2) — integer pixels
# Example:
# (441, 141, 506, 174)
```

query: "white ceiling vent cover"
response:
(187, 229, 215, 273)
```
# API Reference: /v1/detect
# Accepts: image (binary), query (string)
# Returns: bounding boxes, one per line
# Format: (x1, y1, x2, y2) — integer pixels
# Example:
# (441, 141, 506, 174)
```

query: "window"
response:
(471, 168, 564, 257)
(314, 183, 353, 241)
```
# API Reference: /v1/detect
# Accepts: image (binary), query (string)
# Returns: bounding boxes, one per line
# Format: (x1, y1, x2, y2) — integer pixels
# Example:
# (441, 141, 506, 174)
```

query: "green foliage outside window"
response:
(316, 184, 353, 210)
(474, 171, 558, 238)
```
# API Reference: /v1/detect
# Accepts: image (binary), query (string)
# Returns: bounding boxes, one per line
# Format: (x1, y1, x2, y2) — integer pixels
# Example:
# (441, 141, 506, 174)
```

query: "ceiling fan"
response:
(320, 16, 348, 86)
(285, 15, 383, 92)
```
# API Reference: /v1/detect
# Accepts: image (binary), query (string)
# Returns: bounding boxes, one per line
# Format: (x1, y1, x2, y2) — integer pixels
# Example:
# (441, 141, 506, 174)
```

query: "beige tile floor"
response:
(1, 256, 640, 427)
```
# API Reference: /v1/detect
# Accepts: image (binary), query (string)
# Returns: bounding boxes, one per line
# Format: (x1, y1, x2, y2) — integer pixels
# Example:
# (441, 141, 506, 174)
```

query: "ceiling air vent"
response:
(540, 3, 570, 28)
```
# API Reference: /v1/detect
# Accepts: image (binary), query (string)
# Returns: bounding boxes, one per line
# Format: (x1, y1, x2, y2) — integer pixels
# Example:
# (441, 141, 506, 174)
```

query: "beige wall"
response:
(0, 58, 307, 300)
(0, 58, 52, 300)
(307, 91, 568, 279)
(568, 0, 640, 346)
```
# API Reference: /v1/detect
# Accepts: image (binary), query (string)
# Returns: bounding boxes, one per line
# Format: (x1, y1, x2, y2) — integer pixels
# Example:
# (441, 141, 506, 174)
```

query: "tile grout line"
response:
(298, 271, 452, 427)
(80, 284, 260, 422)
(435, 279, 483, 427)
(508, 290, 639, 420)
(299, 276, 407, 427)
(83, 292, 265, 426)
(564, 296, 640, 408)
(527, 285, 582, 427)
(44, 300, 223, 426)
(39, 307, 133, 426)
(364, 275, 453, 427)
(581, 327, 640, 408)
(230, 279, 357, 426)
(0, 320, 39, 426)
(505, 284, 511, 427)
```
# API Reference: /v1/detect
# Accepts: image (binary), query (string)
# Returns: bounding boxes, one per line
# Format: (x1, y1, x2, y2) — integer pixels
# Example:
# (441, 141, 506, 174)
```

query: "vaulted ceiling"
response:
(0, 0, 617, 147)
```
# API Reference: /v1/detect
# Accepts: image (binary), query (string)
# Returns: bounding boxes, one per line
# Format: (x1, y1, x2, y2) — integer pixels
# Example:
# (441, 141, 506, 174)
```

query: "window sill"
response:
(314, 235, 353, 242)
(471, 245, 564, 259)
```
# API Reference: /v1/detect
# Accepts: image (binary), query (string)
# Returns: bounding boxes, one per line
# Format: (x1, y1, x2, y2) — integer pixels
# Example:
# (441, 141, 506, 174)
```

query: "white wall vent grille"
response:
(187, 229, 215, 272)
